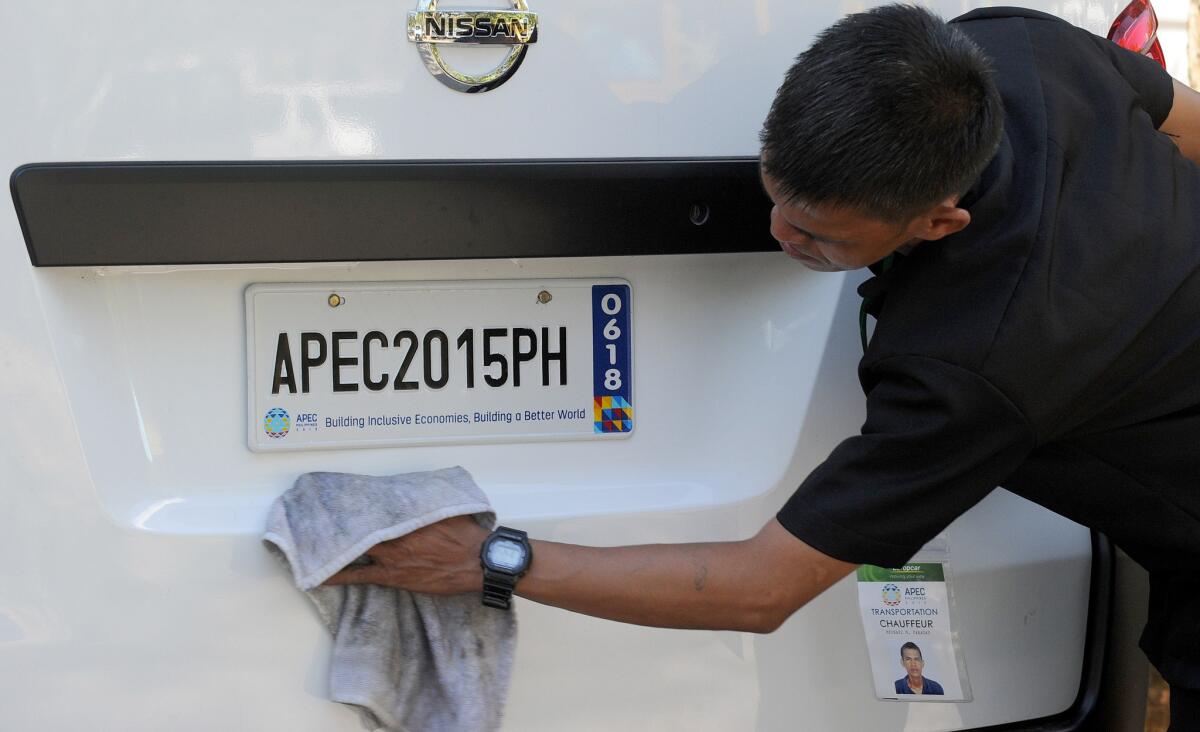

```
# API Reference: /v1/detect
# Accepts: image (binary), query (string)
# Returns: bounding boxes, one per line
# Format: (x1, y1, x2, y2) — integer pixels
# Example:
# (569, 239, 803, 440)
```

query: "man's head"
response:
(759, 4, 1003, 271)
(900, 642, 925, 679)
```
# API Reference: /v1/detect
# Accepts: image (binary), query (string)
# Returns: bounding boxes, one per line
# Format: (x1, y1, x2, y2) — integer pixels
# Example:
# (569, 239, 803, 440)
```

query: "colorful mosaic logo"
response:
(594, 395, 632, 433)
(882, 583, 902, 606)
(264, 408, 291, 439)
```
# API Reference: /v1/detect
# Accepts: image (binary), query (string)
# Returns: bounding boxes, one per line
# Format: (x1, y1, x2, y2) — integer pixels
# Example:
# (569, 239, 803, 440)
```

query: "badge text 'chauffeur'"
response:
(407, 0, 538, 93)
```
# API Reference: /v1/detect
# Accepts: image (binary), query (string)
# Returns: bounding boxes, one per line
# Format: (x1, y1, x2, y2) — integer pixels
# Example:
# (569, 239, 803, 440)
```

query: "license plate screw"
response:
(537, 290, 552, 304)
(328, 293, 344, 308)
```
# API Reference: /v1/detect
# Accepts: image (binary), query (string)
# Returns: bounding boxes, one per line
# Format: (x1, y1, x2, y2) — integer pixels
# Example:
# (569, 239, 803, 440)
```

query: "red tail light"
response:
(1107, 0, 1168, 69)
(1146, 37, 1166, 67)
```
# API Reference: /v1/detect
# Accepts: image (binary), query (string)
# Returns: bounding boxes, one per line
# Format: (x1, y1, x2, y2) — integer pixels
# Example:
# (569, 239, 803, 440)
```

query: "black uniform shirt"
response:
(775, 8, 1200, 686)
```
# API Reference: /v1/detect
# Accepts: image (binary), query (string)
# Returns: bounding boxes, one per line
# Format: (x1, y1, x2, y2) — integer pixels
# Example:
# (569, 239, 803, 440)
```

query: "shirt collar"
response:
(857, 253, 904, 315)
(855, 132, 1013, 317)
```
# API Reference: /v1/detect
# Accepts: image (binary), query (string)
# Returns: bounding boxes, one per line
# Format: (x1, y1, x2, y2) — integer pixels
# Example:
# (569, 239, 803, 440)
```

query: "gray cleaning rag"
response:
(262, 466, 516, 732)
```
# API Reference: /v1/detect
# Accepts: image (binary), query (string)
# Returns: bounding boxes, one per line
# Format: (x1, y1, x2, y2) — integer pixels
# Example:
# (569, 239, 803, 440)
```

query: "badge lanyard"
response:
(858, 253, 897, 352)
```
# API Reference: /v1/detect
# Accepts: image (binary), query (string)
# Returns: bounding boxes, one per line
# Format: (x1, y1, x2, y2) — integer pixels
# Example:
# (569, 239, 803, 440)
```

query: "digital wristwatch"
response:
(479, 526, 532, 610)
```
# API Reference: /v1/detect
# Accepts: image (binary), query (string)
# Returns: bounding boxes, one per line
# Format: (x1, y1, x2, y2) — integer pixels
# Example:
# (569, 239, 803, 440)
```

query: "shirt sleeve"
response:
(776, 355, 1035, 567)
(1092, 34, 1175, 128)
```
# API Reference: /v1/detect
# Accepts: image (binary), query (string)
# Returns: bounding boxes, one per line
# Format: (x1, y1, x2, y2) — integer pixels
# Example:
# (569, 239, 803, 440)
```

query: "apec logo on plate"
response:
(263, 408, 291, 439)
(264, 409, 321, 438)
(295, 412, 320, 432)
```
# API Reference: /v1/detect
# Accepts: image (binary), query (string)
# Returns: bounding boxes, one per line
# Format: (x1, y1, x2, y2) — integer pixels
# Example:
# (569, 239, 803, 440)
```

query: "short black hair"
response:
(759, 4, 1003, 222)
(900, 642, 923, 660)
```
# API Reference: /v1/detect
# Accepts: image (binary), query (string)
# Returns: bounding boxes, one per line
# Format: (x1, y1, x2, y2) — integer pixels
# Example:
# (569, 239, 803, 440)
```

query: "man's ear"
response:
(910, 197, 971, 241)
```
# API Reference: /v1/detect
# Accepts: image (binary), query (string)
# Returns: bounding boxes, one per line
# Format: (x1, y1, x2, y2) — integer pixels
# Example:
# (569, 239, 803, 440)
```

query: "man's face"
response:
(760, 171, 918, 272)
(901, 649, 925, 678)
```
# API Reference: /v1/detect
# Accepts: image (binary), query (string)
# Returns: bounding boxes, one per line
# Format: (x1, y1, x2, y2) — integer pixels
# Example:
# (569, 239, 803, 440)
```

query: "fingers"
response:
(319, 515, 490, 590)
(323, 563, 388, 586)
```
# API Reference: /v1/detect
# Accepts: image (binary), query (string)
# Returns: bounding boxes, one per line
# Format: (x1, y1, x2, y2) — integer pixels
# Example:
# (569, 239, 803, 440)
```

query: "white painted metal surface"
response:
(0, 0, 1134, 729)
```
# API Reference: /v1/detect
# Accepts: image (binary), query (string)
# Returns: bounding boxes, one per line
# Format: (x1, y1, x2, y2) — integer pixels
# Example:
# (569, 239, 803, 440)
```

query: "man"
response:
(327, 5, 1200, 727)
(895, 642, 944, 696)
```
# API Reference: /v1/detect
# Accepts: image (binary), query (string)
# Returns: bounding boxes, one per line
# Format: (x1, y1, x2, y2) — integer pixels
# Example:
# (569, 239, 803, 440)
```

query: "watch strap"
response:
(482, 570, 518, 609)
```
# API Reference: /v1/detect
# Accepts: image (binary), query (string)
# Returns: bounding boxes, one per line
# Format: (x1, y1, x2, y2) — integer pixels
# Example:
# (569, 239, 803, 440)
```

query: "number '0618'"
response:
(601, 293, 622, 391)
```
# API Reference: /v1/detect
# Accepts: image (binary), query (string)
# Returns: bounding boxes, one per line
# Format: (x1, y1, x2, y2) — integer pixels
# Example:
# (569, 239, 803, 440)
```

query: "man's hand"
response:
(323, 515, 490, 595)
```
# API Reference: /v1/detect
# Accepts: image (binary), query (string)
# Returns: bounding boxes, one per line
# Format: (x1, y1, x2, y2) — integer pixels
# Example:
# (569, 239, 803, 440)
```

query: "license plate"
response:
(245, 279, 633, 451)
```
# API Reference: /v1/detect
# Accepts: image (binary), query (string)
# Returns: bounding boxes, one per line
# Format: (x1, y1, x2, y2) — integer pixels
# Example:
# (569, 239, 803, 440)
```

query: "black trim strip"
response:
(10, 159, 776, 267)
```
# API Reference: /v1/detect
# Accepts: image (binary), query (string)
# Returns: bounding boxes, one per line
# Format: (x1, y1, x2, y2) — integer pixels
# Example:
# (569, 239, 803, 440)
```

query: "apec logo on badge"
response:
(294, 412, 319, 432)
(882, 584, 902, 606)
(880, 582, 930, 607)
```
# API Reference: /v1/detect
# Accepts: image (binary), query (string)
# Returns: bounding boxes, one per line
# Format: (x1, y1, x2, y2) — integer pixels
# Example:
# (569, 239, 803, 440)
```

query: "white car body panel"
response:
(0, 0, 1136, 729)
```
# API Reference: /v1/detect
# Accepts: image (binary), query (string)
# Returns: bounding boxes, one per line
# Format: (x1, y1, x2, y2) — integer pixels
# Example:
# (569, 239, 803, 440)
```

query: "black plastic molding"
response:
(10, 159, 776, 267)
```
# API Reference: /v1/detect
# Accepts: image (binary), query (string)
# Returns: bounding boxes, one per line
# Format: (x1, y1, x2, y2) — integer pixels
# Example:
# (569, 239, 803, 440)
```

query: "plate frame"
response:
(244, 277, 634, 452)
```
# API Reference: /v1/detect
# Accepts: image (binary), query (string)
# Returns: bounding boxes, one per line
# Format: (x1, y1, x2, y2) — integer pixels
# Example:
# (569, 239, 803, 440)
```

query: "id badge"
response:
(856, 540, 972, 702)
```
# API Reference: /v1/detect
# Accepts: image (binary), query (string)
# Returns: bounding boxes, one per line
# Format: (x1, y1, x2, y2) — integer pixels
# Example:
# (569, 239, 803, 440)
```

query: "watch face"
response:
(486, 538, 526, 572)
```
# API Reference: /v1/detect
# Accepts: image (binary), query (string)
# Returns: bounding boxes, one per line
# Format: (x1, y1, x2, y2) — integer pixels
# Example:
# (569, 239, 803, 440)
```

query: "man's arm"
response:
(518, 518, 857, 632)
(324, 516, 857, 633)
(1161, 78, 1200, 165)
(323, 357, 1031, 631)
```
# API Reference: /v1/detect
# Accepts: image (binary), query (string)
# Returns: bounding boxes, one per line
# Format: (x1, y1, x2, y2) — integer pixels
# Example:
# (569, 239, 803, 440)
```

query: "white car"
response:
(1, 0, 1169, 728)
